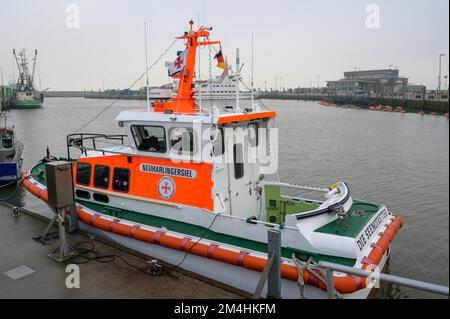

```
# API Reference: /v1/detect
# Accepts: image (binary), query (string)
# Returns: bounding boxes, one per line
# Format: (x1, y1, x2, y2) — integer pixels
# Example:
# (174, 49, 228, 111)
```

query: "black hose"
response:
(68, 241, 178, 278)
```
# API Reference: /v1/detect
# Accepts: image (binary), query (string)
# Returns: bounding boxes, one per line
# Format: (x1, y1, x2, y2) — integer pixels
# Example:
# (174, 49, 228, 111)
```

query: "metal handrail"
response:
(66, 133, 128, 161)
(318, 261, 449, 297)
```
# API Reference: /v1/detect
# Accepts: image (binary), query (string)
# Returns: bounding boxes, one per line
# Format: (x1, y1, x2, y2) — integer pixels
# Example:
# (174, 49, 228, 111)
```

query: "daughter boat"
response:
(23, 22, 403, 299)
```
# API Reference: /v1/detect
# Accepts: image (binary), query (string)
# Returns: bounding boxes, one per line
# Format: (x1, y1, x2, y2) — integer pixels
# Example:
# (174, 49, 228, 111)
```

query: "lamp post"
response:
(0, 67, 4, 110)
(438, 53, 446, 92)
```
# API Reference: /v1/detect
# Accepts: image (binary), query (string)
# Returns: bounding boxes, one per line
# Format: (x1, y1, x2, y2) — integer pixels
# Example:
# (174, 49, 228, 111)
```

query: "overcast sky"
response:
(0, 0, 448, 91)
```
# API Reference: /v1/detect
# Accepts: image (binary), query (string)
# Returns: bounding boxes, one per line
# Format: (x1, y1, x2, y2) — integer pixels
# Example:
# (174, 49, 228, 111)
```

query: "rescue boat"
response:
(23, 21, 403, 299)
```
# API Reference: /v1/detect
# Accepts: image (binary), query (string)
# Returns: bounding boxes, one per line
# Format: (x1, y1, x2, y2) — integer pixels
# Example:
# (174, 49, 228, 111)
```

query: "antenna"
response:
(235, 48, 241, 112)
(144, 22, 150, 112)
(251, 32, 254, 109)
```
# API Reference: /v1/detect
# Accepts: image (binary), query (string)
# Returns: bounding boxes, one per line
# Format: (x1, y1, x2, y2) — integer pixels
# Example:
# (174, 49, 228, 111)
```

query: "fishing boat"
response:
(10, 49, 43, 109)
(0, 112, 23, 183)
(23, 22, 403, 299)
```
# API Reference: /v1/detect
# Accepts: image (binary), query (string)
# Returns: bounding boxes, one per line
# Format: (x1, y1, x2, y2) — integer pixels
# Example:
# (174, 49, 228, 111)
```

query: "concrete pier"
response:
(0, 203, 242, 299)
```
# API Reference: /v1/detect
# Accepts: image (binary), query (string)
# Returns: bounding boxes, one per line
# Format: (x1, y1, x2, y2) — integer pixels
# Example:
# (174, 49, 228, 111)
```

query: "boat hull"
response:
(10, 100, 42, 109)
(23, 162, 403, 299)
(82, 221, 388, 299)
(0, 162, 21, 183)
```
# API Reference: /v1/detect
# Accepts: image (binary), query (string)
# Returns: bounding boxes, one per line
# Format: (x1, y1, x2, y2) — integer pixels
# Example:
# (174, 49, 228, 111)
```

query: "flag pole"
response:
(144, 22, 150, 112)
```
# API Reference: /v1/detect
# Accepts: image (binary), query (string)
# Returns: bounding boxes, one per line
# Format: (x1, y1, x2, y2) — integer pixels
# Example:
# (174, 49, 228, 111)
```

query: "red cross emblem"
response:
(158, 177, 176, 199)
(161, 181, 172, 195)
(174, 55, 184, 69)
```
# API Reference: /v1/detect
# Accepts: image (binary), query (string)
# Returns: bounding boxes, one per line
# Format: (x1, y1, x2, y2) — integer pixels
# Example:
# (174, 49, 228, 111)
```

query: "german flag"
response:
(214, 50, 226, 69)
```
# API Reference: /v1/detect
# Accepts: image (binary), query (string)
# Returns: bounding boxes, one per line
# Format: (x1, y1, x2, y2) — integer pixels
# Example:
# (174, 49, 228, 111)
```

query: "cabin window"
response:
(1, 132, 13, 149)
(94, 165, 110, 189)
(233, 144, 244, 180)
(131, 125, 167, 153)
(169, 128, 196, 155)
(76, 162, 92, 186)
(113, 168, 130, 193)
(248, 123, 259, 147)
(211, 127, 224, 156)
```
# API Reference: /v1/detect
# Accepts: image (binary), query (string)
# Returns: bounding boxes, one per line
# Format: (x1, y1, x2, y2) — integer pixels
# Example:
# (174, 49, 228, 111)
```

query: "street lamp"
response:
(438, 53, 446, 92)
(0, 67, 4, 110)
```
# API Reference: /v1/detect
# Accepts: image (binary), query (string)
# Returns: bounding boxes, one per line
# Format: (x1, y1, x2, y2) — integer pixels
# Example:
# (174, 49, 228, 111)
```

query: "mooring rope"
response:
(292, 254, 343, 299)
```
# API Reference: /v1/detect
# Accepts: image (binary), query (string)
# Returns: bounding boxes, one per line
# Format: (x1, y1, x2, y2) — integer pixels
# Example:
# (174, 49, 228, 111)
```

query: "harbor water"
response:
(4, 97, 449, 299)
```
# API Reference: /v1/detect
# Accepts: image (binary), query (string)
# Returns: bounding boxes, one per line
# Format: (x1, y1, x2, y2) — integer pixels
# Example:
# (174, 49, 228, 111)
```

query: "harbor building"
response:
(327, 69, 408, 98)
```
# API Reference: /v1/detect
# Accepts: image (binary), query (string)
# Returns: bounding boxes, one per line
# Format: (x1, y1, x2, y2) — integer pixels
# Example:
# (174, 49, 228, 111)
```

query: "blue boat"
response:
(0, 114, 23, 183)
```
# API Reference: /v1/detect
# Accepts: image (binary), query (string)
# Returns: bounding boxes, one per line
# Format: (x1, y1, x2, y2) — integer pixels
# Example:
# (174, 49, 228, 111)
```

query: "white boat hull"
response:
(81, 222, 388, 299)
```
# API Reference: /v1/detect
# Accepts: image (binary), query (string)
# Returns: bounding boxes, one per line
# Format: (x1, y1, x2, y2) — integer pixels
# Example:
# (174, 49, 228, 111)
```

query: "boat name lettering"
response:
(357, 209, 388, 252)
(140, 164, 197, 179)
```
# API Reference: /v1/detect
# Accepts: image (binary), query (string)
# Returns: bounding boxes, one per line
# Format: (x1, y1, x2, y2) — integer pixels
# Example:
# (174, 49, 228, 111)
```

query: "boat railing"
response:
(219, 212, 298, 231)
(264, 181, 330, 193)
(317, 261, 450, 299)
(66, 133, 128, 161)
(255, 229, 450, 299)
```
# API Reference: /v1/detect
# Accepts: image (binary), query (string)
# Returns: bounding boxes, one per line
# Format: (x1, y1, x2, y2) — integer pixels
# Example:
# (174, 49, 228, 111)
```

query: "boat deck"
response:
(0, 203, 242, 298)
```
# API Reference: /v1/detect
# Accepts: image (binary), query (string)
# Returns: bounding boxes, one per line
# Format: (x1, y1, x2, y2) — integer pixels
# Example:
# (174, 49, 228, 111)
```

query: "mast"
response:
(12, 49, 21, 85)
(31, 50, 37, 85)
(144, 22, 150, 112)
(153, 21, 220, 114)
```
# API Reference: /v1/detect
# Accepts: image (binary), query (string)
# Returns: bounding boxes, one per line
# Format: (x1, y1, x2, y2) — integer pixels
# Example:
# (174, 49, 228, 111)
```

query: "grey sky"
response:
(1, 0, 448, 91)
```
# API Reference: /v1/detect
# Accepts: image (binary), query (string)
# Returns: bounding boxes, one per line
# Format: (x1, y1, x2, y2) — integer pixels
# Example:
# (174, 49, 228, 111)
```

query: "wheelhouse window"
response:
(113, 168, 130, 193)
(131, 125, 167, 153)
(93, 165, 110, 189)
(233, 144, 244, 180)
(211, 126, 224, 156)
(1, 131, 13, 149)
(169, 128, 196, 155)
(248, 123, 259, 147)
(76, 162, 92, 186)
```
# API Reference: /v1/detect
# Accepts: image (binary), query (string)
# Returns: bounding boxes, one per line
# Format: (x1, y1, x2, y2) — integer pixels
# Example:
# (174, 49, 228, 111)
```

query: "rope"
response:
(75, 39, 179, 133)
(292, 254, 343, 299)
(0, 172, 40, 201)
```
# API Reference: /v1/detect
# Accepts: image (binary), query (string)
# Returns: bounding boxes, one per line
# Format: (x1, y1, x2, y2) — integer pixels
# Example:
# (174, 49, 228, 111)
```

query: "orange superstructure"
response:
(153, 21, 221, 114)
(73, 155, 214, 211)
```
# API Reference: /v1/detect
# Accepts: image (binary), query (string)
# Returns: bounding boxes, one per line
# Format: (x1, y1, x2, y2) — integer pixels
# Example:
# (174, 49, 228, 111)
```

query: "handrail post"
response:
(267, 229, 281, 299)
(326, 268, 335, 299)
